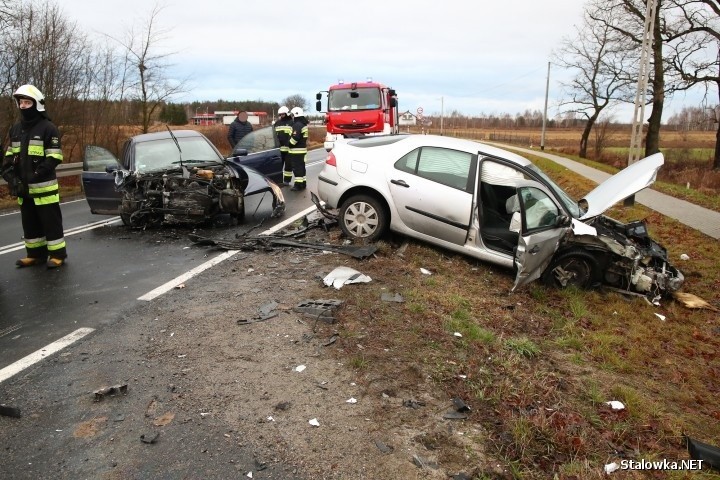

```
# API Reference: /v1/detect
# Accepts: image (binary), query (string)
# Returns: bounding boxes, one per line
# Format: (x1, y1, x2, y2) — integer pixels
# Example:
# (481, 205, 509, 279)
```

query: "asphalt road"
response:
(0, 149, 327, 373)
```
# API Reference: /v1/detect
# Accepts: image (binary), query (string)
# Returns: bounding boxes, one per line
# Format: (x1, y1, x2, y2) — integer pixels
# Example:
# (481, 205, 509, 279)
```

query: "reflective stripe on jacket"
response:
(4, 118, 63, 204)
(288, 117, 309, 155)
(274, 116, 293, 152)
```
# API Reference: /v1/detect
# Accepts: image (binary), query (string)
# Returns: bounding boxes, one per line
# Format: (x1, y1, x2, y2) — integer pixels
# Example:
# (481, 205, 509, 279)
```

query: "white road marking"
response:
(0, 217, 121, 255)
(0, 198, 87, 217)
(138, 204, 318, 301)
(0, 328, 95, 384)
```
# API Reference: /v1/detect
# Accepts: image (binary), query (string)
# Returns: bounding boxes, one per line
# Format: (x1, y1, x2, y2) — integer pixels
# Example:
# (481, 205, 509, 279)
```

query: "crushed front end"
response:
(565, 215, 684, 298)
(116, 164, 246, 227)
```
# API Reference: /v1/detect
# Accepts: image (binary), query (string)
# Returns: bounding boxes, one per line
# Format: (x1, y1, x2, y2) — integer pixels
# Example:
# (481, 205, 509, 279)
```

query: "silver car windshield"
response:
(525, 164, 582, 218)
(135, 137, 223, 173)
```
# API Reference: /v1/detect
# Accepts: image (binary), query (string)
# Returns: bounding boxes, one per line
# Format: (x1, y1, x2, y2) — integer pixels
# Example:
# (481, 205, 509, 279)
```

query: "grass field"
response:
(308, 153, 720, 479)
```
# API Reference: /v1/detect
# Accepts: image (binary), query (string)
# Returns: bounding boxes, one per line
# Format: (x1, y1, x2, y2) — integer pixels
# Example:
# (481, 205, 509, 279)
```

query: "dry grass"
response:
(302, 161, 720, 478)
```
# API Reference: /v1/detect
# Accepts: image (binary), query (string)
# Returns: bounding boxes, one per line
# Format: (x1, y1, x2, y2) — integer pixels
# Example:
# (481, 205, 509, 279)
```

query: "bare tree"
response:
(110, 4, 187, 133)
(282, 94, 307, 110)
(555, 2, 635, 158)
(0, 0, 91, 144)
(665, 0, 720, 168)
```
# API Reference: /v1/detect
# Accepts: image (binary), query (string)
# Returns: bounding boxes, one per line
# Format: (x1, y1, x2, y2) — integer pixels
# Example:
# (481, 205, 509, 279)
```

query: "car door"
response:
(387, 147, 476, 245)
(227, 126, 282, 182)
(81, 145, 122, 214)
(511, 182, 570, 291)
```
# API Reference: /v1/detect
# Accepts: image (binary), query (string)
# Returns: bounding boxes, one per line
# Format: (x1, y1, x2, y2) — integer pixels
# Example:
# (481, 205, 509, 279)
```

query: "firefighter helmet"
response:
(13, 84, 46, 112)
(290, 107, 304, 117)
(278, 106, 289, 115)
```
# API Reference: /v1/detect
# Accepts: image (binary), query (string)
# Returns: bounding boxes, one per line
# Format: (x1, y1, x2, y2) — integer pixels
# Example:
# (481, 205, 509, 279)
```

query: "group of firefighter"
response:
(273, 106, 309, 191)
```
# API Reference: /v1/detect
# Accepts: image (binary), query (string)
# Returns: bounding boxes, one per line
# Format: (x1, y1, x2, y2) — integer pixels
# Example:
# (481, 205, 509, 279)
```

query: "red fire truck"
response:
(315, 80, 399, 150)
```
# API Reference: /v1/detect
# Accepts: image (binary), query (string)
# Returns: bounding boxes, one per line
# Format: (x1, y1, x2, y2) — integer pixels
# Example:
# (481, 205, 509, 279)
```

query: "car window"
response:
(416, 147, 473, 191)
(519, 187, 560, 232)
(481, 159, 529, 186)
(395, 148, 419, 174)
(84, 145, 120, 172)
(233, 126, 278, 154)
(135, 137, 222, 172)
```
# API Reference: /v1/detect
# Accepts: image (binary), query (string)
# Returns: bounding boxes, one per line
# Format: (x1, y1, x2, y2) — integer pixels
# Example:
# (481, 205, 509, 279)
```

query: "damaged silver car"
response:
(316, 134, 684, 297)
(82, 129, 285, 227)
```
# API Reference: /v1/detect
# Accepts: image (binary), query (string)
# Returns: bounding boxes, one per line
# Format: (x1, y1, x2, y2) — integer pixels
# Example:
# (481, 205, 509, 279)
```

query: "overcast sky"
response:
(58, 0, 703, 120)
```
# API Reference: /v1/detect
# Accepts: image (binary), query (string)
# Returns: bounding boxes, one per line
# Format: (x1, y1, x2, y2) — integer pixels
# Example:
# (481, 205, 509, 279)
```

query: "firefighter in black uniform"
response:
(288, 107, 309, 191)
(274, 106, 293, 185)
(1, 84, 67, 268)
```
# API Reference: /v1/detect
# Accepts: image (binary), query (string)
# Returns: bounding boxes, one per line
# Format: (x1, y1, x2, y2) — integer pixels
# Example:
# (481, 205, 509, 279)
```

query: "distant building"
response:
(191, 111, 268, 126)
(399, 110, 417, 126)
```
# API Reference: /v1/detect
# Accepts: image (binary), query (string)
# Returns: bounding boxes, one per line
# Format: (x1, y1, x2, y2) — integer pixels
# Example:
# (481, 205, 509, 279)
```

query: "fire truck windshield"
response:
(328, 87, 381, 111)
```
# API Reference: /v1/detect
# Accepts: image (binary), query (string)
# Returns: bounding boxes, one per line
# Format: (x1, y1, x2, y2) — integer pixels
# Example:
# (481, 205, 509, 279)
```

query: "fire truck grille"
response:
(337, 123, 374, 130)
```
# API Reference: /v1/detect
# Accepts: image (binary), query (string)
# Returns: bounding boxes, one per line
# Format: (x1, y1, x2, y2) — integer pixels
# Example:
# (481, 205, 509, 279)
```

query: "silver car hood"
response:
(579, 153, 664, 220)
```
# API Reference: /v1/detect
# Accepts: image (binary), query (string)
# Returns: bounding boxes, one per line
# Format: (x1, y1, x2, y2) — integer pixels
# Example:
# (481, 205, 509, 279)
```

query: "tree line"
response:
(2, 0, 719, 168)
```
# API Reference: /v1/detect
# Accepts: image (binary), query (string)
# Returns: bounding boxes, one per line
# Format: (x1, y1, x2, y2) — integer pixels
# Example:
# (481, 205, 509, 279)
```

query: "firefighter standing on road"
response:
(288, 107, 309, 191)
(274, 106, 293, 186)
(1, 84, 67, 268)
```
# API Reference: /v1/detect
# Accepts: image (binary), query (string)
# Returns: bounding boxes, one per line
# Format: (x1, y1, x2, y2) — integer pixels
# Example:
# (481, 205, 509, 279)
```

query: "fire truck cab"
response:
(316, 80, 398, 151)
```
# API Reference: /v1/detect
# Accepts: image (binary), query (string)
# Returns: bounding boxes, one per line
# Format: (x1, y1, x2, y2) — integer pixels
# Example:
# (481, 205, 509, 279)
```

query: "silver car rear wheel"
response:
(339, 194, 388, 242)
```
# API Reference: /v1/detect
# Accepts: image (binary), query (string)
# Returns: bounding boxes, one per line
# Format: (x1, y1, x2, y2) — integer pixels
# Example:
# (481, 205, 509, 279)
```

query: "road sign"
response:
(416, 107, 424, 115)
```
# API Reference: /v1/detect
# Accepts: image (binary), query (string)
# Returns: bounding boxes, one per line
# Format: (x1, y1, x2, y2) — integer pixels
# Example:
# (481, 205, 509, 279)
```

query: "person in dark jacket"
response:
(274, 106, 293, 185)
(288, 107, 309, 191)
(227, 110, 253, 148)
(1, 84, 67, 268)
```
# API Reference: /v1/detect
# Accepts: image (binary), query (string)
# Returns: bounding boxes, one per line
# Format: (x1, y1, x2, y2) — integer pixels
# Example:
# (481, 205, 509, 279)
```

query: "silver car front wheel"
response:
(339, 194, 388, 242)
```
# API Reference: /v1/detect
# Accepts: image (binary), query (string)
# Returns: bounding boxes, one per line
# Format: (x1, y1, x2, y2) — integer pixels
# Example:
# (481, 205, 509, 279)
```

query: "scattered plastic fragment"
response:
(0, 405, 21, 418)
(605, 401, 625, 411)
(420, 268, 432, 275)
(246, 472, 253, 478)
(266, 416, 274, 422)
(412, 454, 438, 469)
(323, 334, 339, 346)
(294, 299, 343, 323)
(175, 283, 185, 289)
(403, 399, 426, 409)
(686, 436, 720, 471)
(381, 292, 405, 303)
(374, 439, 394, 454)
(308, 418, 320, 427)
(323, 267, 371, 289)
(294, 365, 306, 373)
(604, 462, 619, 474)
(654, 313, 666, 321)
(453, 332, 463, 338)
(680, 253, 690, 260)
(443, 411, 468, 420)
(453, 397, 471, 413)
(673, 291, 720, 312)
(93, 384, 128, 402)
(140, 432, 160, 444)
(346, 397, 357, 404)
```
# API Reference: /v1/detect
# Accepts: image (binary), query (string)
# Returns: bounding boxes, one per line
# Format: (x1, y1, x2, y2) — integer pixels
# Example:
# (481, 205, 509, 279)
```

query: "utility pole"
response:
(625, 0, 658, 206)
(440, 96, 444, 135)
(540, 61, 550, 151)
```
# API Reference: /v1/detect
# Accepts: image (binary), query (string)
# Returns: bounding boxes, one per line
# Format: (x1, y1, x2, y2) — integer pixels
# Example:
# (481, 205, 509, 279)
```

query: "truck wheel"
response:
(542, 250, 600, 289)
(338, 194, 388, 242)
(120, 213, 132, 226)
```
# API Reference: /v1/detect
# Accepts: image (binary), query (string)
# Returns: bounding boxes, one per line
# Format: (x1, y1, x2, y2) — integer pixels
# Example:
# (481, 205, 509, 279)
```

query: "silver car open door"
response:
(511, 181, 571, 291)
